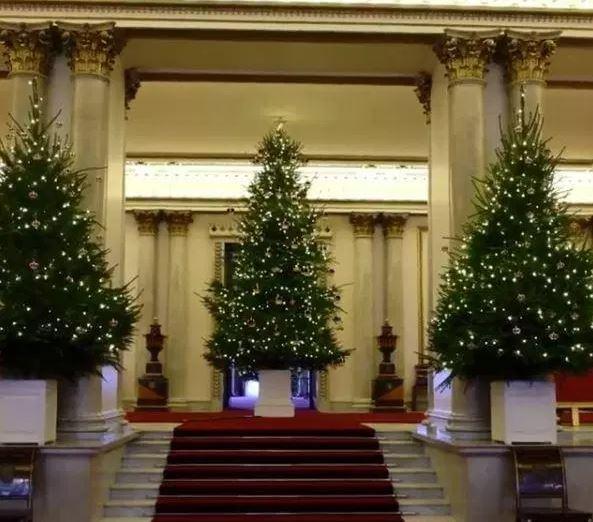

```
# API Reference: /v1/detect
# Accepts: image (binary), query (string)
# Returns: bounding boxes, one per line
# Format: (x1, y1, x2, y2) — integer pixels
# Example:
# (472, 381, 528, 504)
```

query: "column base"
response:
(58, 409, 125, 439)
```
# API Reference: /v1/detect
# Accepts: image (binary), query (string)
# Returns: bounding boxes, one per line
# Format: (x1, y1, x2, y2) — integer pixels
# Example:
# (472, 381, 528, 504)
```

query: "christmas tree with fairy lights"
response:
(204, 126, 350, 371)
(0, 83, 139, 380)
(428, 96, 593, 383)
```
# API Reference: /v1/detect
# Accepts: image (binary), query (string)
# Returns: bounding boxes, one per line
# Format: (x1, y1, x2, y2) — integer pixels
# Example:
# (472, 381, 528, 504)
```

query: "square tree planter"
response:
(255, 370, 295, 418)
(491, 379, 557, 445)
(0, 380, 58, 444)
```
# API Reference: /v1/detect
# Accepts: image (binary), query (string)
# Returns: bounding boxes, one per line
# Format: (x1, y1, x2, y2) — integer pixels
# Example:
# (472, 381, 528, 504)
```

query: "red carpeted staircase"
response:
(152, 417, 404, 522)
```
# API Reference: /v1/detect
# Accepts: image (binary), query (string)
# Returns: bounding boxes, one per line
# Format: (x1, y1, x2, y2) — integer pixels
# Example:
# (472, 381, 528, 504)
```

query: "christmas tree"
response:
(0, 83, 139, 380)
(428, 102, 593, 383)
(204, 127, 350, 371)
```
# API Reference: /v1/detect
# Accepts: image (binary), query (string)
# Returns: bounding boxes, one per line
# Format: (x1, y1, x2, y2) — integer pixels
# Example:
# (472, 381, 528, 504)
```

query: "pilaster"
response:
(164, 211, 194, 410)
(349, 213, 376, 410)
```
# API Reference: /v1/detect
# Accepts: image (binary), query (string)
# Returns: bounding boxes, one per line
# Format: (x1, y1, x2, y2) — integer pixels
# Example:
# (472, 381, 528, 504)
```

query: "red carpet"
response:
(128, 409, 425, 424)
(152, 417, 404, 522)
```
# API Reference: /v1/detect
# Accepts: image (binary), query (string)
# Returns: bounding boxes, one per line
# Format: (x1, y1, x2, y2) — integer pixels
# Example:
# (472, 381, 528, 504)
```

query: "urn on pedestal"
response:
(372, 321, 405, 412)
(136, 319, 169, 411)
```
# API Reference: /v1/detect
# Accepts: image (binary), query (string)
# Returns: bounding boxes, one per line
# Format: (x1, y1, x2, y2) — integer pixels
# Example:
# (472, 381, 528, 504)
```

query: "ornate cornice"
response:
(380, 213, 408, 239)
(414, 71, 432, 125)
(0, 22, 54, 77)
(164, 211, 193, 236)
(501, 30, 560, 84)
(58, 22, 119, 80)
(349, 213, 376, 237)
(124, 67, 141, 113)
(133, 210, 161, 235)
(434, 29, 498, 85)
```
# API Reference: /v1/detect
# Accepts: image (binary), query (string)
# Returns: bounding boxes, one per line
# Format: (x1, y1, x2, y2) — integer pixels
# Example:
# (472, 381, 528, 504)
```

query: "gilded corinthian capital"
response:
(165, 211, 194, 237)
(133, 210, 161, 236)
(0, 22, 54, 77)
(502, 30, 560, 84)
(58, 22, 119, 79)
(434, 30, 498, 84)
(349, 213, 376, 237)
(381, 213, 409, 239)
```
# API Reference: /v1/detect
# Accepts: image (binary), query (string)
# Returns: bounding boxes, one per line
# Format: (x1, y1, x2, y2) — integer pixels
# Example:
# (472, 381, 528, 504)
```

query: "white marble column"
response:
(133, 211, 161, 390)
(502, 30, 559, 120)
(381, 214, 408, 377)
(56, 23, 126, 436)
(164, 211, 193, 410)
(426, 30, 497, 439)
(0, 22, 53, 126)
(349, 213, 376, 411)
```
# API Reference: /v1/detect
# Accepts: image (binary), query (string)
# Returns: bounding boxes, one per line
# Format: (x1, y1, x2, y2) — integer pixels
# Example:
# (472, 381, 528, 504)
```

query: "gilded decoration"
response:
(414, 72, 432, 125)
(380, 213, 408, 239)
(434, 30, 498, 84)
(133, 210, 161, 236)
(59, 22, 118, 79)
(502, 30, 560, 84)
(349, 213, 376, 237)
(165, 211, 193, 237)
(0, 22, 54, 77)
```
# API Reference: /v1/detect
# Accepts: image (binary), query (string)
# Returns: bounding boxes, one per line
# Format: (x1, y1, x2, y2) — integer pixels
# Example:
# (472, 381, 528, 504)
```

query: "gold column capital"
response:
(165, 211, 194, 236)
(349, 213, 376, 237)
(502, 30, 560, 84)
(414, 72, 432, 124)
(434, 29, 498, 85)
(380, 213, 409, 239)
(0, 22, 54, 77)
(58, 22, 121, 80)
(570, 216, 593, 236)
(133, 210, 161, 236)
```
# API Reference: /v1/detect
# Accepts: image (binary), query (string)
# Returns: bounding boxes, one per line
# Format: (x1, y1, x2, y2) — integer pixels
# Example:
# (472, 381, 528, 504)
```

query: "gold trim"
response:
(349, 213, 375, 237)
(164, 210, 193, 236)
(59, 22, 118, 79)
(434, 29, 498, 85)
(380, 213, 408, 239)
(0, 22, 54, 77)
(501, 30, 560, 84)
(133, 210, 161, 235)
(417, 225, 428, 361)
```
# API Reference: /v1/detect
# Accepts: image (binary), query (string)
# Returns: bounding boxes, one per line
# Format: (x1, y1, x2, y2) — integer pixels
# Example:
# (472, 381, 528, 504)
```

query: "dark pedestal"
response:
(372, 374, 405, 412)
(136, 373, 169, 411)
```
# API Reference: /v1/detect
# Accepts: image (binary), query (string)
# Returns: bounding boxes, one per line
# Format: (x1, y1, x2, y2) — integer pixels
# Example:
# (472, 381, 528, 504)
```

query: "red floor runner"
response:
(128, 409, 424, 424)
(152, 418, 404, 522)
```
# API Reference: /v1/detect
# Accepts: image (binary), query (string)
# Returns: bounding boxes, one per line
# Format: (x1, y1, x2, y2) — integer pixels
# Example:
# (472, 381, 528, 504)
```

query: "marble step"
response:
(378, 441, 425, 455)
(376, 431, 414, 441)
(136, 431, 174, 441)
(126, 440, 170, 454)
(389, 467, 438, 483)
(395, 483, 444, 500)
(398, 498, 451, 516)
(122, 454, 167, 467)
(116, 468, 164, 484)
(104, 499, 155, 518)
(383, 453, 431, 468)
(110, 484, 159, 500)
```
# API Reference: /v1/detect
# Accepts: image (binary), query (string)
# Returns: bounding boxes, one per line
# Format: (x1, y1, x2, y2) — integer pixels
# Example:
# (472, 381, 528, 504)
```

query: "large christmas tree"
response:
(204, 127, 350, 371)
(429, 105, 593, 382)
(0, 84, 139, 380)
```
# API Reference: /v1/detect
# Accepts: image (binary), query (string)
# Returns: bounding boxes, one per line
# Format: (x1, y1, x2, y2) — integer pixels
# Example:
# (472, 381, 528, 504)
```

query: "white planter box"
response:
(491, 380, 556, 445)
(255, 370, 295, 418)
(0, 379, 57, 444)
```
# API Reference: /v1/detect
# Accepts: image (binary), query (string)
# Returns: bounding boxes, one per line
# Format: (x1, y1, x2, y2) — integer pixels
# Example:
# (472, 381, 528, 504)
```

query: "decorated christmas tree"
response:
(428, 102, 593, 383)
(0, 84, 139, 380)
(204, 127, 350, 371)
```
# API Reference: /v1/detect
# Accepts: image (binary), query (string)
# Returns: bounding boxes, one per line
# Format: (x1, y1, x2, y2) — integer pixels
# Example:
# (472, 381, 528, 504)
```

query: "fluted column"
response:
(435, 29, 497, 235)
(59, 22, 118, 230)
(164, 211, 193, 409)
(0, 22, 54, 125)
(502, 30, 559, 119)
(134, 211, 161, 388)
(381, 214, 407, 372)
(349, 213, 376, 410)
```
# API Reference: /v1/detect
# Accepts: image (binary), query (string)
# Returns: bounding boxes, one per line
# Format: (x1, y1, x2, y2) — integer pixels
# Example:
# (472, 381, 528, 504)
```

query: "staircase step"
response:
(138, 431, 174, 441)
(110, 484, 160, 500)
(155, 495, 399, 514)
(395, 483, 444, 499)
(163, 463, 390, 479)
(377, 432, 414, 441)
(150, 515, 405, 522)
(123, 454, 167, 467)
(117, 468, 164, 483)
(379, 441, 424, 455)
(170, 436, 380, 450)
(158, 478, 393, 496)
(389, 468, 437, 483)
(167, 449, 385, 464)
(104, 499, 155, 517)
(398, 498, 451, 516)
(383, 454, 431, 468)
